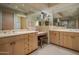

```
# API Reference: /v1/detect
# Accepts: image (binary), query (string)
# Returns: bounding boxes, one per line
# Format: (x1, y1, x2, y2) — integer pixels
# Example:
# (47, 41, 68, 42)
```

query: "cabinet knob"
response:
(10, 42, 15, 45)
(71, 36, 75, 38)
(13, 42, 16, 44)
(10, 42, 13, 45)
(54, 33, 56, 35)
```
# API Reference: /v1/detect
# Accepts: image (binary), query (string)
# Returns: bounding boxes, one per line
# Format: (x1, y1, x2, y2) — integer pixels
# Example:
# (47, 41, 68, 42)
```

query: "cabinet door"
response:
(72, 33, 79, 51)
(60, 32, 64, 46)
(32, 33, 38, 50)
(50, 31, 59, 45)
(63, 32, 68, 47)
(67, 33, 73, 49)
(0, 37, 13, 55)
(28, 33, 38, 53)
(63, 32, 73, 49)
(0, 43, 10, 55)
(13, 39, 25, 55)
(55, 32, 60, 45)
(50, 31, 56, 44)
(50, 31, 53, 43)
(24, 35, 29, 54)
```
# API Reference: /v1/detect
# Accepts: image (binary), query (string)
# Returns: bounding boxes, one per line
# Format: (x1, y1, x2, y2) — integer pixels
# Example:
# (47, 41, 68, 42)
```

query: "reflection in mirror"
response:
(53, 7, 79, 29)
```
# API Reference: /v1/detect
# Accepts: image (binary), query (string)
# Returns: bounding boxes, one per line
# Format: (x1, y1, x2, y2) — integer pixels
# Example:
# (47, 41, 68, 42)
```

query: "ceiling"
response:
(0, 3, 58, 14)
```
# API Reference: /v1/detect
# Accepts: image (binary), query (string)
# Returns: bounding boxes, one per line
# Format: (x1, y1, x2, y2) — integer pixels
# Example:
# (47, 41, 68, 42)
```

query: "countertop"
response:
(37, 32, 47, 36)
(0, 30, 38, 38)
(49, 29, 79, 33)
(1, 28, 79, 38)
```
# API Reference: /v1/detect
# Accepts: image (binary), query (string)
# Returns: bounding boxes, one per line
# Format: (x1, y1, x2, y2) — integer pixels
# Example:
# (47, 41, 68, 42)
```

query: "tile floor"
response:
(31, 44, 79, 55)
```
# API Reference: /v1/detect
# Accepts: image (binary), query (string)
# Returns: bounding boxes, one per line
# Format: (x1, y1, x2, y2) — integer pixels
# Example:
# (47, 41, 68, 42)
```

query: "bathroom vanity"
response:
(0, 30, 38, 55)
(49, 29, 79, 51)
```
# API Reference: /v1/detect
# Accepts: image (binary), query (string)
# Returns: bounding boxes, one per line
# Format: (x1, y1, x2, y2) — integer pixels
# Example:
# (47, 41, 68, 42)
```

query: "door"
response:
(2, 9, 14, 30)
(0, 10, 2, 30)
(20, 17, 26, 29)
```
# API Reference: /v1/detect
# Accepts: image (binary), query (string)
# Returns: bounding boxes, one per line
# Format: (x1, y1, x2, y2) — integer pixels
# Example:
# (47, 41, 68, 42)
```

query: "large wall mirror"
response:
(53, 4, 79, 29)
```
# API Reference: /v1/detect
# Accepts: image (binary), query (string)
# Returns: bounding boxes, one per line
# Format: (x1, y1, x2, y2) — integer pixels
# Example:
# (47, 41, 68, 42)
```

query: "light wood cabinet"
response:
(0, 37, 13, 55)
(0, 32, 38, 55)
(0, 43, 10, 55)
(0, 35, 25, 55)
(60, 32, 74, 49)
(72, 33, 79, 51)
(50, 31, 60, 45)
(11, 34, 29, 55)
(0, 37, 11, 55)
(24, 34, 29, 54)
(63, 32, 73, 49)
(50, 31, 79, 51)
(13, 39, 25, 55)
(28, 33, 38, 53)
(60, 32, 64, 46)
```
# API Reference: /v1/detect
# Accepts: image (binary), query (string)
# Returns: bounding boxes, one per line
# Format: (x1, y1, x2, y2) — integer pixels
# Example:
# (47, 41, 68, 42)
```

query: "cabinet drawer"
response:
(74, 33, 79, 37)
(18, 35, 25, 39)
(0, 37, 9, 44)
(9, 36, 18, 43)
(9, 34, 28, 43)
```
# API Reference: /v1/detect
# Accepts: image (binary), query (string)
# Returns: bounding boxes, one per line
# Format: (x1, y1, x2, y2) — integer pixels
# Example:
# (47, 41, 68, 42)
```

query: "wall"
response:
(14, 13, 28, 29)
(0, 10, 2, 30)
(26, 12, 40, 30)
